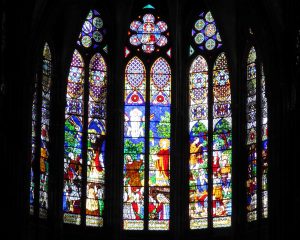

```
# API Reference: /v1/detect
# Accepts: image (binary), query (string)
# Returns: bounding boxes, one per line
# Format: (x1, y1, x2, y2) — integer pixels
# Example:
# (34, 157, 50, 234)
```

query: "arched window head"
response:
(63, 9, 108, 227)
(30, 42, 52, 219)
(123, 4, 171, 231)
(189, 10, 232, 230)
(245, 46, 268, 222)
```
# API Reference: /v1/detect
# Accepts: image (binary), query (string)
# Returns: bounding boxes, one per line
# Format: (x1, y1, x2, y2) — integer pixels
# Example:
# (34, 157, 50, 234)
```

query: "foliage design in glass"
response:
(86, 53, 107, 227)
(77, 10, 105, 49)
(192, 11, 222, 51)
(39, 43, 52, 218)
(261, 65, 268, 219)
(129, 13, 168, 53)
(63, 49, 84, 225)
(189, 55, 209, 229)
(123, 57, 146, 230)
(246, 46, 257, 222)
(149, 57, 171, 230)
(30, 43, 52, 218)
(212, 52, 232, 228)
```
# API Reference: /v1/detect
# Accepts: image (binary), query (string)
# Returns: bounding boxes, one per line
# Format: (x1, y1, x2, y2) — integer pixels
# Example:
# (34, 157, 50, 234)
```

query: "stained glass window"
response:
(245, 46, 269, 222)
(246, 46, 257, 222)
(189, 11, 232, 230)
(63, 9, 108, 227)
(30, 42, 52, 219)
(123, 5, 171, 231)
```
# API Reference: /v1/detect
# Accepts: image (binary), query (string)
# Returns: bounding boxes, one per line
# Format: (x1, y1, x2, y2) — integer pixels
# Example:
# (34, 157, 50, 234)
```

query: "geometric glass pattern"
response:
(212, 53, 232, 228)
(192, 11, 222, 51)
(77, 10, 104, 49)
(129, 13, 168, 54)
(246, 46, 257, 222)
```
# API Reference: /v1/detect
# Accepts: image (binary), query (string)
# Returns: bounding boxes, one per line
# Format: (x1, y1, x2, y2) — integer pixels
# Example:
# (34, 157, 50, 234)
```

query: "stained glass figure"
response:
(129, 14, 168, 53)
(189, 55, 209, 229)
(63, 49, 85, 225)
(77, 10, 105, 48)
(192, 11, 222, 51)
(246, 46, 257, 222)
(212, 52, 232, 228)
(123, 57, 146, 230)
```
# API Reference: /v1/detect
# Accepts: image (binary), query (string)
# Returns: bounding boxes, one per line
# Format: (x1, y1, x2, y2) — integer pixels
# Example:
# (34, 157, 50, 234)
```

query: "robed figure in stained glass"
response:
(152, 138, 170, 182)
(190, 137, 204, 167)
